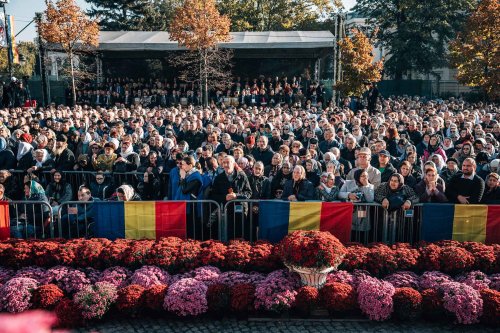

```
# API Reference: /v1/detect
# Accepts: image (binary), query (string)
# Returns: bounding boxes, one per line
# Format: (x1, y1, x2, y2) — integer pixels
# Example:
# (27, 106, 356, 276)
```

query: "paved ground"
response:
(73, 316, 497, 333)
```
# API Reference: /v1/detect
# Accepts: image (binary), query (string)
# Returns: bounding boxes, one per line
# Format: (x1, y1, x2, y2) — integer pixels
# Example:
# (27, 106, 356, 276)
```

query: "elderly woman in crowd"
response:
(375, 173, 419, 212)
(271, 161, 293, 199)
(116, 184, 141, 201)
(282, 165, 317, 201)
(317, 172, 340, 201)
(481, 173, 500, 204)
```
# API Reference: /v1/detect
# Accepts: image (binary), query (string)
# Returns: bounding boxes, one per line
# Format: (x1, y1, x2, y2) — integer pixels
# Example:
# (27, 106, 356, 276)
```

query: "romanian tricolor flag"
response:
(94, 201, 187, 240)
(258, 201, 354, 243)
(421, 204, 500, 244)
(0, 202, 10, 240)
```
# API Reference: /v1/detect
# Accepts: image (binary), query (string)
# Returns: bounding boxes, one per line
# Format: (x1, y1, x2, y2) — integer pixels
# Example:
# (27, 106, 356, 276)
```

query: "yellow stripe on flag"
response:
(452, 204, 487, 242)
(288, 202, 322, 232)
(124, 201, 156, 239)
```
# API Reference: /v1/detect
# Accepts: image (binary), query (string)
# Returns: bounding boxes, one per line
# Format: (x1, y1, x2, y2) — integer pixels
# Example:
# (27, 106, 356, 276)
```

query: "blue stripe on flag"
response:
(258, 201, 290, 243)
(420, 203, 454, 242)
(94, 201, 125, 240)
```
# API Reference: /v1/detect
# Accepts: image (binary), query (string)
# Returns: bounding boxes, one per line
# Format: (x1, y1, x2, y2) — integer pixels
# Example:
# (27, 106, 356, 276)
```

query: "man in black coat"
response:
(210, 155, 252, 239)
(252, 136, 274, 167)
(445, 157, 485, 204)
(52, 134, 76, 172)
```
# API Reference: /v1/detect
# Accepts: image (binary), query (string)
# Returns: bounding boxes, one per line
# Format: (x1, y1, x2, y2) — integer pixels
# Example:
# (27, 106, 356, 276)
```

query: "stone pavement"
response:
(74, 317, 497, 333)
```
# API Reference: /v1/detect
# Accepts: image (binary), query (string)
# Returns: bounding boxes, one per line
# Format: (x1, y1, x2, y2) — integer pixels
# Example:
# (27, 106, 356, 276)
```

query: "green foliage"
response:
(355, 0, 475, 79)
(87, 0, 182, 31)
(0, 41, 37, 78)
(217, 0, 342, 31)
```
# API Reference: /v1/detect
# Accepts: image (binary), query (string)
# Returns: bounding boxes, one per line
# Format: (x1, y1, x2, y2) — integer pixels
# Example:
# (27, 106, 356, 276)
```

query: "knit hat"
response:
(447, 158, 459, 165)
(245, 136, 255, 145)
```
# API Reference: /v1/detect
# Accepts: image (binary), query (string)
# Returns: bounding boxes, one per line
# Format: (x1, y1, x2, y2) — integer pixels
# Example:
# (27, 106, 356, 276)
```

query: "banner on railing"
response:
(258, 201, 354, 243)
(421, 204, 500, 244)
(0, 202, 10, 240)
(94, 201, 187, 240)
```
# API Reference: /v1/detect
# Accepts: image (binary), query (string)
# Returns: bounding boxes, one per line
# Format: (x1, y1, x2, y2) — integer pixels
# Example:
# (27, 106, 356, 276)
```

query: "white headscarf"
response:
(118, 184, 135, 201)
(17, 142, 33, 161)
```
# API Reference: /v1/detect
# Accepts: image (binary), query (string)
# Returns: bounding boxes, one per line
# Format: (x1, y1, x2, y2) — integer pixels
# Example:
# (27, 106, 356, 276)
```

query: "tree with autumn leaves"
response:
(335, 29, 383, 98)
(38, 0, 99, 106)
(169, 0, 231, 106)
(449, 0, 499, 100)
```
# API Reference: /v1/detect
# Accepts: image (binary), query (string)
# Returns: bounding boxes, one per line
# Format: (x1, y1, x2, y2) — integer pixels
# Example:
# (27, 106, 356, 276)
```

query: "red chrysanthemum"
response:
(33, 284, 65, 309)
(393, 287, 422, 321)
(116, 284, 145, 313)
(143, 284, 169, 311)
(320, 282, 356, 313)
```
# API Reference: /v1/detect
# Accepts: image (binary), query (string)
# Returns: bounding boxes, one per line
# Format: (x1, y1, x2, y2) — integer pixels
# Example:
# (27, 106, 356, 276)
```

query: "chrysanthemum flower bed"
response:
(0, 237, 499, 327)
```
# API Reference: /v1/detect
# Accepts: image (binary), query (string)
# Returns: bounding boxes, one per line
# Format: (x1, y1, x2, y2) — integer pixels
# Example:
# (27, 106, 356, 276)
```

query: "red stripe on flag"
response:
(486, 205, 500, 244)
(319, 202, 353, 243)
(0, 202, 10, 240)
(155, 201, 186, 240)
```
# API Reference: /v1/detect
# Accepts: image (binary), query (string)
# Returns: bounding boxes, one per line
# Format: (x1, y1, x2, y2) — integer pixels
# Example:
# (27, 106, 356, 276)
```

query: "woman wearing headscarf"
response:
(0, 137, 16, 170)
(27, 149, 55, 179)
(45, 170, 73, 215)
(75, 132, 93, 158)
(16, 141, 34, 171)
(452, 142, 475, 167)
(414, 167, 448, 203)
(305, 158, 321, 187)
(441, 137, 456, 159)
(10, 180, 51, 238)
(113, 136, 140, 172)
(481, 173, 500, 204)
(440, 158, 460, 183)
(317, 172, 340, 202)
(282, 165, 317, 201)
(374, 173, 419, 212)
(423, 134, 447, 163)
(270, 161, 293, 199)
(116, 184, 141, 201)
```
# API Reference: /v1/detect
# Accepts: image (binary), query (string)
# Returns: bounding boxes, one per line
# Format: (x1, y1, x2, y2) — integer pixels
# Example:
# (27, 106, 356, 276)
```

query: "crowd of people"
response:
(1, 75, 499, 238)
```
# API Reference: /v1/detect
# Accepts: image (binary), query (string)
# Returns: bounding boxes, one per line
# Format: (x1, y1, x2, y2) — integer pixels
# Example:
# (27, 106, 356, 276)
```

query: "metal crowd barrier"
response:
(184, 200, 223, 241)
(351, 203, 385, 244)
(8, 201, 54, 239)
(223, 200, 422, 245)
(383, 204, 423, 244)
(57, 199, 223, 241)
(57, 201, 95, 239)
(223, 199, 261, 242)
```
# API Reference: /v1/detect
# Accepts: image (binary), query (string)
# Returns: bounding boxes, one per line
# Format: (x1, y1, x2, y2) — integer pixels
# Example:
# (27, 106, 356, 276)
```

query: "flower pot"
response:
(285, 264, 336, 288)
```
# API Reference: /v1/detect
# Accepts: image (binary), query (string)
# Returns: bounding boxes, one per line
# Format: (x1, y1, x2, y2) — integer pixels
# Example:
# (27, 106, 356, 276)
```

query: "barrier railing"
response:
(184, 200, 223, 241)
(383, 204, 423, 244)
(223, 200, 420, 245)
(57, 199, 223, 241)
(223, 199, 261, 242)
(8, 201, 54, 239)
(57, 201, 96, 239)
(351, 203, 385, 244)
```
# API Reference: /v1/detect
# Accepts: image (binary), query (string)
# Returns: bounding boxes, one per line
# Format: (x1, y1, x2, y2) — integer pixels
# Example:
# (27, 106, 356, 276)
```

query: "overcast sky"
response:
(8, 0, 357, 42)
